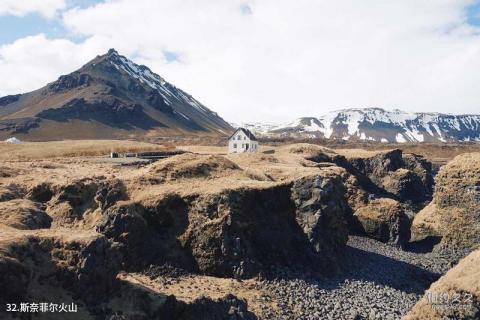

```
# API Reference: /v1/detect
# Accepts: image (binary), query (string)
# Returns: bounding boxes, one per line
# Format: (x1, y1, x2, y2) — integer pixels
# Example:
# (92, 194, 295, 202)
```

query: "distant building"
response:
(4, 137, 21, 144)
(228, 128, 258, 153)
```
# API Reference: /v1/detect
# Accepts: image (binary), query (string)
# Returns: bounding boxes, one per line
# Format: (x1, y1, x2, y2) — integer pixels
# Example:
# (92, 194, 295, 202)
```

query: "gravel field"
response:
(257, 236, 456, 320)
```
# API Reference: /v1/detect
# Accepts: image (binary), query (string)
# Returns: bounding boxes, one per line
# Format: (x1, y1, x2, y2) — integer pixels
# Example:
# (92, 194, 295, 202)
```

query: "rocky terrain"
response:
(411, 152, 480, 258)
(0, 141, 479, 319)
(0, 49, 233, 141)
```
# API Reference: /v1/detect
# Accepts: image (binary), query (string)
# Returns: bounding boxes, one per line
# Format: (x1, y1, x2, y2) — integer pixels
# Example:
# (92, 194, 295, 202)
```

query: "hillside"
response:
(0, 49, 233, 141)
(263, 108, 480, 143)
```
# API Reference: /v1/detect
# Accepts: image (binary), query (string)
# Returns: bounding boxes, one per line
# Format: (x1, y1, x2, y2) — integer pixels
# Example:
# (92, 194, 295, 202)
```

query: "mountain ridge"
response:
(238, 108, 480, 143)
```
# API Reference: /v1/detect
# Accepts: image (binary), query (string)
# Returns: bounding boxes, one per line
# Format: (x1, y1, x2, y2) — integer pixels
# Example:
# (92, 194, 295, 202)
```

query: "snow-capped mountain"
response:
(0, 49, 232, 140)
(229, 122, 279, 135)
(268, 108, 480, 143)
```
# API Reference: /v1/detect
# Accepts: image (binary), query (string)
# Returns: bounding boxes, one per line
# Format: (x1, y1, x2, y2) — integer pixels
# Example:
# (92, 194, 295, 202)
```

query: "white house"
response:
(228, 128, 259, 153)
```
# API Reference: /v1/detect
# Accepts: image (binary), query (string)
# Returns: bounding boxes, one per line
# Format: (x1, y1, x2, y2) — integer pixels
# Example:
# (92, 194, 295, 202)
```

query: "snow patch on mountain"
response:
(230, 122, 279, 134)
(266, 108, 480, 143)
(108, 50, 212, 116)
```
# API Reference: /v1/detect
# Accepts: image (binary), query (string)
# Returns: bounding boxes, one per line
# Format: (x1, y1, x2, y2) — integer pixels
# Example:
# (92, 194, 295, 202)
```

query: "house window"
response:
(244, 136, 246, 140)
(237, 135, 241, 140)
(233, 143, 237, 148)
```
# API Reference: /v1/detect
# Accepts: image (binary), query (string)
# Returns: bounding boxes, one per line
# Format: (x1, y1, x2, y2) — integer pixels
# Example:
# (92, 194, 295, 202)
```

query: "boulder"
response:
(353, 198, 411, 247)
(186, 185, 316, 278)
(382, 168, 426, 203)
(291, 174, 350, 254)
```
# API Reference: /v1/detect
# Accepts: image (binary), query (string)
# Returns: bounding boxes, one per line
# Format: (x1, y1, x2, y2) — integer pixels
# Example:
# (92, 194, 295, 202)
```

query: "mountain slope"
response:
(0, 49, 233, 140)
(269, 108, 480, 143)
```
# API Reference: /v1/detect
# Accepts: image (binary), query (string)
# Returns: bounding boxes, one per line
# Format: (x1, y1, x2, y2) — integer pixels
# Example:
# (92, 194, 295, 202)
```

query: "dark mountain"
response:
(0, 49, 233, 140)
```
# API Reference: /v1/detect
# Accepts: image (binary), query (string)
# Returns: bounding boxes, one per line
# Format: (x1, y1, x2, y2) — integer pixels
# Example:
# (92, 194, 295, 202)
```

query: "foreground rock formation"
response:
(352, 198, 412, 247)
(0, 144, 355, 318)
(411, 152, 480, 257)
(1, 142, 476, 319)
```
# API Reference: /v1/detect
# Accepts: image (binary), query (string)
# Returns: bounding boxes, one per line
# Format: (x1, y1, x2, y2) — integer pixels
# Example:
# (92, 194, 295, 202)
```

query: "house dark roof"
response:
(229, 128, 258, 141)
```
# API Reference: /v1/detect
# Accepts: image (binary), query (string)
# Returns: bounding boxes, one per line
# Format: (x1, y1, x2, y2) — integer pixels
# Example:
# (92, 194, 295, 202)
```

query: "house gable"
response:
(228, 128, 258, 141)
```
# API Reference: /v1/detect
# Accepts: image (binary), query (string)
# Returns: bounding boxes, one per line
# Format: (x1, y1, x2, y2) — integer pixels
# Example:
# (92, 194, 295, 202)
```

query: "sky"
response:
(1, 0, 480, 123)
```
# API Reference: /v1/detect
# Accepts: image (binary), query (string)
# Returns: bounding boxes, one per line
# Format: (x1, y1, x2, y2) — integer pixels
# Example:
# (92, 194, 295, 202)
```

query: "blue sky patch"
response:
(0, 0, 104, 46)
(163, 50, 179, 63)
(466, 0, 480, 26)
(0, 14, 63, 44)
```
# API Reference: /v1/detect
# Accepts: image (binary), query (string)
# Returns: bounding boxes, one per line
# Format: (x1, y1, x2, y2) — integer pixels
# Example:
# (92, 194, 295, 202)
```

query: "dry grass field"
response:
(0, 140, 172, 160)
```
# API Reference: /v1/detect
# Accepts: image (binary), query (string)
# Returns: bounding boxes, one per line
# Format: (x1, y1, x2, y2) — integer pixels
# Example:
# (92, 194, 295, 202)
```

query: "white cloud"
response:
(0, 0, 66, 18)
(0, 34, 110, 94)
(2, 0, 480, 122)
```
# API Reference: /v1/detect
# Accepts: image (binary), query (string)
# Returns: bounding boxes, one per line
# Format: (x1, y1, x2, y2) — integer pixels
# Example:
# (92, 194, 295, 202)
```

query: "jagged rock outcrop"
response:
(411, 152, 480, 256)
(97, 175, 350, 278)
(0, 235, 122, 307)
(330, 149, 433, 204)
(352, 198, 412, 247)
(185, 183, 325, 278)
(291, 175, 349, 254)
(0, 94, 21, 106)
(0, 199, 51, 229)
(300, 146, 434, 205)
(48, 73, 92, 92)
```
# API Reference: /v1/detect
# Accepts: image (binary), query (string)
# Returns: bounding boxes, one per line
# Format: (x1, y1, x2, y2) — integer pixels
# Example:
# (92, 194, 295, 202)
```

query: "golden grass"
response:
(403, 249, 480, 320)
(146, 153, 240, 180)
(177, 145, 228, 154)
(334, 148, 393, 158)
(354, 198, 401, 221)
(120, 273, 279, 318)
(0, 140, 172, 160)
